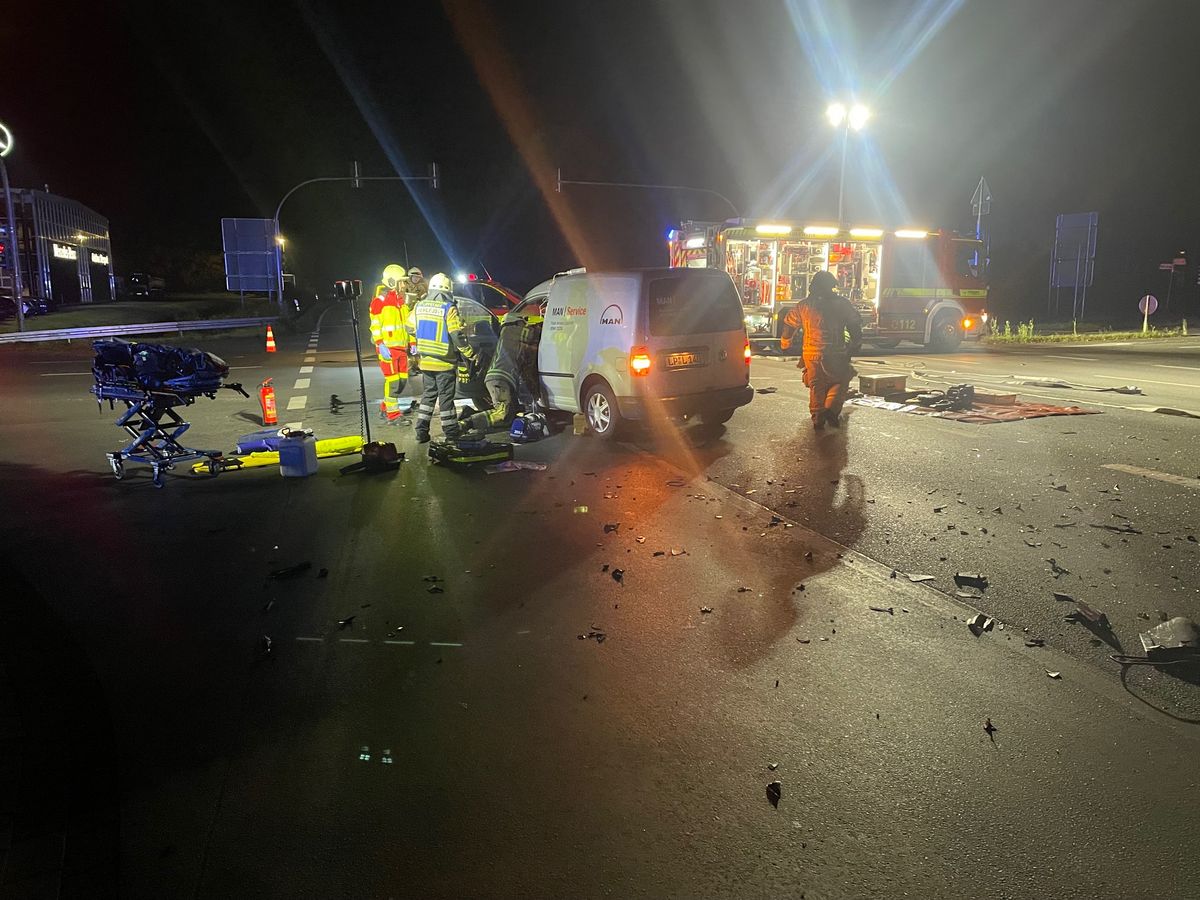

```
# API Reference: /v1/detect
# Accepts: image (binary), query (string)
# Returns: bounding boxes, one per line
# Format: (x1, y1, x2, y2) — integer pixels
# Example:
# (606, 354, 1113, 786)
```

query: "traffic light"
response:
(0, 240, 7, 270)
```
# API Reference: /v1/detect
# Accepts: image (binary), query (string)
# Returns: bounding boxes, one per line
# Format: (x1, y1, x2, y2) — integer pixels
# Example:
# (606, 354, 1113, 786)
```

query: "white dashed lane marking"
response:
(293, 378, 310, 390)
(286, 396, 307, 410)
(294, 637, 462, 647)
(1092, 373, 1197, 388)
(299, 366, 314, 374)
(1155, 364, 1200, 372)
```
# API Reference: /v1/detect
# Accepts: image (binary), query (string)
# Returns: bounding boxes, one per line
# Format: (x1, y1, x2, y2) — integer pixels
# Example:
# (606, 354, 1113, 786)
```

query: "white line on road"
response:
(286, 395, 307, 410)
(1046, 355, 1098, 361)
(295, 636, 323, 642)
(383, 640, 416, 645)
(1091, 373, 1197, 388)
(299, 365, 314, 374)
(39, 372, 90, 377)
(229, 365, 262, 370)
(303, 357, 316, 364)
(1102, 463, 1200, 489)
(429, 641, 464, 647)
(339, 638, 369, 644)
(293, 378, 311, 390)
(1154, 364, 1200, 372)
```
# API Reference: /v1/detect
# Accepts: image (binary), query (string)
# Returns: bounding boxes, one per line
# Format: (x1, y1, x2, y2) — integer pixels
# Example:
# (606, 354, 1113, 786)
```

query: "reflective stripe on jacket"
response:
(411, 293, 474, 372)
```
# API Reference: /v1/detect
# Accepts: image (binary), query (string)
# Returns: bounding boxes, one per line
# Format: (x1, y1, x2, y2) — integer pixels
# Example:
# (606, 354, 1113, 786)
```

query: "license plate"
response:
(667, 351, 699, 368)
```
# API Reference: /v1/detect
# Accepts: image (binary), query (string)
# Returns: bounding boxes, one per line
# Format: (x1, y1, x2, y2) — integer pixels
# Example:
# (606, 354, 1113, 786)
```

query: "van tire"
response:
(872, 338, 900, 349)
(583, 382, 623, 440)
(701, 407, 736, 425)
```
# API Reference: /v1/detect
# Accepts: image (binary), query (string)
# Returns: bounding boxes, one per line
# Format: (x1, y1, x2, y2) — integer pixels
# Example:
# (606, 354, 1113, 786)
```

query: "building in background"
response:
(6, 189, 115, 306)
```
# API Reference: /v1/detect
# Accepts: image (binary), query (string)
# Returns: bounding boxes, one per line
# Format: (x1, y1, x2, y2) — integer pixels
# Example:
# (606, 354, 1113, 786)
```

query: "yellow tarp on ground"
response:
(191, 435, 365, 474)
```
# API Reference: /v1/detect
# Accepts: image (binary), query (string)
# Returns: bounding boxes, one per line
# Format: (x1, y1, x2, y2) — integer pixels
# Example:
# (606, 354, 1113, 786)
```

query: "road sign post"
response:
(1139, 293, 1158, 333)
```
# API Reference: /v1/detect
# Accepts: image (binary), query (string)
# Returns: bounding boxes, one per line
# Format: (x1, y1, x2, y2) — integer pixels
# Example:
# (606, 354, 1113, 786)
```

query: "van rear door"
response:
(640, 270, 747, 398)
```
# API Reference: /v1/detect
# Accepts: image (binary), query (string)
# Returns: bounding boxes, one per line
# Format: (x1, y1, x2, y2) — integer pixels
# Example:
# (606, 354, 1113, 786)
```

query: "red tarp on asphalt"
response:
(849, 396, 1100, 424)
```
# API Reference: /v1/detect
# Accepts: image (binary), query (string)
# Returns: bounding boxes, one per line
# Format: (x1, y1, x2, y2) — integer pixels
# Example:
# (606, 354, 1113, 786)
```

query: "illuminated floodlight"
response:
(848, 104, 870, 131)
(755, 223, 793, 236)
(684, 236, 707, 249)
(275, 234, 287, 247)
(849, 227, 884, 238)
(894, 229, 928, 239)
(825, 103, 847, 128)
(803, 225, 840, 237)
(456, 272, 468, 283)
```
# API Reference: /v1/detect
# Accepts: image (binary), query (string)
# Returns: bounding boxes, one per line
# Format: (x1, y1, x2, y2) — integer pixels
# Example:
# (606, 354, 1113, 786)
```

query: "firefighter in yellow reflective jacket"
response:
(408, 273, 476, 443)
(371, 264, 411, 420)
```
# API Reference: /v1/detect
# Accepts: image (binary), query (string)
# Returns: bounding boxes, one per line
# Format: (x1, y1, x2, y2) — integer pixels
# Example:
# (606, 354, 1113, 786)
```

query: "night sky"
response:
(7, 0, 1199, 319)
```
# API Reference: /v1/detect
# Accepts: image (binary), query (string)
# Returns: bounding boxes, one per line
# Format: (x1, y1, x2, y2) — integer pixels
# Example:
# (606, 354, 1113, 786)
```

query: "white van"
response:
(508, 267, 753, 438)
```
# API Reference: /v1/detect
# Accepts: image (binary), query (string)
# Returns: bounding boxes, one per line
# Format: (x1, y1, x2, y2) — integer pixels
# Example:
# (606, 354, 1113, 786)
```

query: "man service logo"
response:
(599, 304, 623, 326)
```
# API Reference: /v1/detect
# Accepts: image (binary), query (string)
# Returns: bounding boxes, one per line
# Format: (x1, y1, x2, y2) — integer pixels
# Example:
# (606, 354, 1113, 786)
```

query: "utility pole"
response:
(0, 121, 26, 332)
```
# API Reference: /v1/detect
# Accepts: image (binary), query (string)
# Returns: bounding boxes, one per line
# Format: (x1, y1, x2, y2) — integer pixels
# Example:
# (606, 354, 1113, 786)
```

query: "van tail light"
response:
(630, 347, 652, 376)
(744, 340, 752, 364)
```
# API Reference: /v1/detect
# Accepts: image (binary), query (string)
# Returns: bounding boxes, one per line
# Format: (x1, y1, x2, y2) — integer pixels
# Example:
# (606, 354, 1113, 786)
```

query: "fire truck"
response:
(668, 220, 988, 351)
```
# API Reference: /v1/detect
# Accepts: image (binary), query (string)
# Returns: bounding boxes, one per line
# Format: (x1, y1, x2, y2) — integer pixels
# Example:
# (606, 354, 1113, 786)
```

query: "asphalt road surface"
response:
(1, 307, 1198, 898)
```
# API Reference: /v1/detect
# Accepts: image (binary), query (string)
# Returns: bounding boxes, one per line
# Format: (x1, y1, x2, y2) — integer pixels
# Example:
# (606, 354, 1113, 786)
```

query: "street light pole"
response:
(0, 121, 25, 333)
(836, 122, 850, 226)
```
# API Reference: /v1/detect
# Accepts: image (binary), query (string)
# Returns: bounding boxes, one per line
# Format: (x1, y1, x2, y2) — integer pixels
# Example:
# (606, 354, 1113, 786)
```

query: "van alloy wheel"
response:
(587, 391, 612, 433)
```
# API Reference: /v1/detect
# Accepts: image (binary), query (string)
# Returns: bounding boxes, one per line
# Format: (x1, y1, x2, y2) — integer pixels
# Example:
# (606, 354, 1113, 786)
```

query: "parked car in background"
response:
(0, 295, 50, 319)
(128, 273, 166, 299)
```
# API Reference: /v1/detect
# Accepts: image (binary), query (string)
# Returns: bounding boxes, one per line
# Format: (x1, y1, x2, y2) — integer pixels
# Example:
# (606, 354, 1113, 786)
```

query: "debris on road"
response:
(1066, 600, 1110, 630)
(670, 548, 687, 557)
(653, 550, 666, 557)
(578, 627, 607, 643)
(1047, 671, 1062, 679)
(603, 523, 621, 533)
(427, 585, 444, 594)
(1025, 638, 1046, 647)
(954, 572, 989, 591)
(737, 586, 752, 593)
(635, 536, 646, 544)
(1109, 616, 1200, 666)
(907, 574, 936, 583)
(666, 477, 687, 487)
(700, 606, 713, 614)
(1052, 483, 1069, 492)
(768, 762, 779, 771)
(766, 781, 782, 808)
(967, 614, 996, 636)
(611, 568, 624, 584)
(423, 575, 442, 583)
(934, 505, 947, 513)
(1090, 522, 1142, 535)
(318, 567, 329, 579)
(869, 606, 895, 615)
(1052, 592, 1074, 603)
(984, 718, 997, 741)
(755, 386, 778, 394)
(269, 561, 312, 580)
(1024, 539, 1043, 548)
(1046, 558, 1070, 578)
(338, 615, 356, 629)
(485, 460, 548, 474)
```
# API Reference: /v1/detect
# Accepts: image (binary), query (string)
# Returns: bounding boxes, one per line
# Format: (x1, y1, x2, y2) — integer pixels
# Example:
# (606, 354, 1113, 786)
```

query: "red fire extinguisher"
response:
(259, 378, 278, 426)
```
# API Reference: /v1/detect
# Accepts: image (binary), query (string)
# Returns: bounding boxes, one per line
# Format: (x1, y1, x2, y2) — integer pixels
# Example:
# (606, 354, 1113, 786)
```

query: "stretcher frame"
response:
(92, 382, 247, 487)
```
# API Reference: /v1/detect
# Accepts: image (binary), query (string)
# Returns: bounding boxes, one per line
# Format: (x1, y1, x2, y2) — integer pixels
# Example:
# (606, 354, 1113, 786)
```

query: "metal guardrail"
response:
(0, 316, 280, 344)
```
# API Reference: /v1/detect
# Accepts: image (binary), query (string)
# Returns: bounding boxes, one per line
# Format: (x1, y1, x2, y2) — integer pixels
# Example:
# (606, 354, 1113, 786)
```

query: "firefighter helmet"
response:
(407, 266, 424, 284)
(810, 270, 837, 294)
(382, 264, 407, 291)
(428, 272, 453, 293)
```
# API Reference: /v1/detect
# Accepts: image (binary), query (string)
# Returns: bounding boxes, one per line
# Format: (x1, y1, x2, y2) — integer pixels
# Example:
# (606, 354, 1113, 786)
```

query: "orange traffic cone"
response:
(265, 325, 277, 353)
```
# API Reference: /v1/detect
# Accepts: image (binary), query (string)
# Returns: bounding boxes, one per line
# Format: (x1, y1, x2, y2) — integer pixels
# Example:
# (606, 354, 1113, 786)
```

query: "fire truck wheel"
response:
(871, 339, 900, 349)
(927, 314, 963, 352)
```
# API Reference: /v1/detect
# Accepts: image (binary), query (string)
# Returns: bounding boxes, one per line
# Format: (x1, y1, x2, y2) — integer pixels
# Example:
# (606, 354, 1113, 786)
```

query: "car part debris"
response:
(954, 572, 989, 590)
(611, 568, 624, 584)
(427, 585, 444, 594)
(1046, 671, 1062, 679)
(1065, 600, 1109, 630)
(269, 561, 312, 580)
(578, 628, 607, 643)
(603, 523, 620, 533)
(700, 606, 713, 614)
(1046, 558, 1070, 578)
(766, 781, 782, 808)
(1110, 616, 1200, 666)
(1053, 592, 1074, 602)
(338, 615, 356, 629)
(768, 762, 779, 771)
(869, 606, 895, 615)
(908, 574, 936, 583)
(670, 548, 686, 556)
(967, 614, 995, 636)
(1025, 638, 1046, 647)
(755, 386, 778, 394)
(1089, 522, 1142, 535)
(423, 575, 442, 583)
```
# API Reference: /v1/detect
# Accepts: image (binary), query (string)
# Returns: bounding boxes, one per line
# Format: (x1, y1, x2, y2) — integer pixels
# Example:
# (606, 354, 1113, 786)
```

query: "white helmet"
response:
(428, 272, 453, 293)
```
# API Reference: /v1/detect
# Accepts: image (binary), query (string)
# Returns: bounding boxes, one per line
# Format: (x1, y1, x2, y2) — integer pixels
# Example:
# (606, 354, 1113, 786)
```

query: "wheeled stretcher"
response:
(91, 339, 248, 487)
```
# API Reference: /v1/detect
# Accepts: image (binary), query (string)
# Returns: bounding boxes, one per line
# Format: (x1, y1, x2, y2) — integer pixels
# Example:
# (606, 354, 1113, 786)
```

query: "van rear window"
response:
(647, 275, 743, 336)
